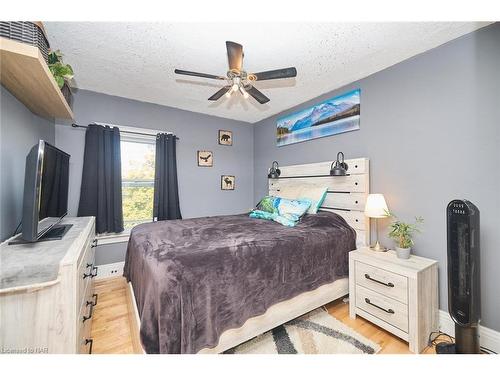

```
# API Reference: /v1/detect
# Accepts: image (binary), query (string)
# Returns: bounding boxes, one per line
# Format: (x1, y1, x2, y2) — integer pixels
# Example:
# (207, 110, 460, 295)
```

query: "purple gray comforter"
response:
(123, 211, 356, 354)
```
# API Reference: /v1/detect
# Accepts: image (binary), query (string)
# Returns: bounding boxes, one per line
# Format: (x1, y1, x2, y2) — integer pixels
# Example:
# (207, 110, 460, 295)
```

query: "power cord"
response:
(426, 330, 497, 354)
(424, 331, 454, 353)
(428, 331, 454, 346)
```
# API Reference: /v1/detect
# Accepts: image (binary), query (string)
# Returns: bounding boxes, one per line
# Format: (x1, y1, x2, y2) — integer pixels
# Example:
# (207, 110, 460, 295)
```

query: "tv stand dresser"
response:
(0, 217, 97, 354)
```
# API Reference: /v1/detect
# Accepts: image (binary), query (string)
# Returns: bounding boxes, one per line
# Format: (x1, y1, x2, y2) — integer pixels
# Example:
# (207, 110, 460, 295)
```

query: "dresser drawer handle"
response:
(90, 266, 98, 278)
(89, 293, 98, 307)
(83, 264, 93, 279)
(364, 273, 394, 288)
(84, 338, 93, 354)
(364, 298, 395, 314)
(91, 239, 98, 248)
(82, 303, 94, 323)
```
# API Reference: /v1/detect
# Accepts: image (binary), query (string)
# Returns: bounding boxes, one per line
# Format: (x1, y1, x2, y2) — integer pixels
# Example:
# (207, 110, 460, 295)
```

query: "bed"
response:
(124, 158, 370, 354)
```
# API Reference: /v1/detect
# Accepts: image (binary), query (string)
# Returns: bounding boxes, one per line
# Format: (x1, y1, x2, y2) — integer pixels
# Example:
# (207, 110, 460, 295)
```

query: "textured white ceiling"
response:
(44, 22, 490, 123)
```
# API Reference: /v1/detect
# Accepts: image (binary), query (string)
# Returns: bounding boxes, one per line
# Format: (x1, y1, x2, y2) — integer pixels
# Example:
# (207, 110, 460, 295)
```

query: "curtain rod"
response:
(71, 123, 179, 140)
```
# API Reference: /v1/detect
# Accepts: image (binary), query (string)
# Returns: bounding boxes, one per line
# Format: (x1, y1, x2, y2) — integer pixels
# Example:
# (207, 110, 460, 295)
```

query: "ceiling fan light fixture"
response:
(239, 86, 249, 99)
(174, 41, 297, 104)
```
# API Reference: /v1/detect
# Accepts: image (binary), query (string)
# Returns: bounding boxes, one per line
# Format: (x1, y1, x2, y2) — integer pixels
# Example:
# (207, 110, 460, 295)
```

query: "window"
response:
(121, 139, 156, 230)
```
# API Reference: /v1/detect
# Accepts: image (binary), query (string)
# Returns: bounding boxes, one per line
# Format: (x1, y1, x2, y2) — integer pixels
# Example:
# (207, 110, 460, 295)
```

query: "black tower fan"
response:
(441, 199, 480, 354)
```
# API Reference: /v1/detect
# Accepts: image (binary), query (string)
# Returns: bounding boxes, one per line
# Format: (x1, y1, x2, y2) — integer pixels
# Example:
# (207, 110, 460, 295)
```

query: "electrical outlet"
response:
(95, 262, 124, 279)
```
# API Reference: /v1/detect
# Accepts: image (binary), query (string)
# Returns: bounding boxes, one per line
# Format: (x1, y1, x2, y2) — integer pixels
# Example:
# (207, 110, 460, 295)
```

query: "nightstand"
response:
(349, 247, 439, 353)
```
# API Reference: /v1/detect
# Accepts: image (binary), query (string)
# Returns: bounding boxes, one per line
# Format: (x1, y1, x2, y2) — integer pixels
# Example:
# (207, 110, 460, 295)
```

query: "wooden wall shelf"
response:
(0, 37, 74, 120)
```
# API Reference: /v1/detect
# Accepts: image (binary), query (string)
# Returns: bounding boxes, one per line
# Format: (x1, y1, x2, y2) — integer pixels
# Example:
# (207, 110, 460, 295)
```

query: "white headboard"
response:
(268, 158, 370, 247)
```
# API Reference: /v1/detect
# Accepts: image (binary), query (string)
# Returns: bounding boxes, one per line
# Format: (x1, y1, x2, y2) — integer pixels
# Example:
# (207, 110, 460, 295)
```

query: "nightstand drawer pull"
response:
(364, 298, 394, 314)
(365, 273, 394, 288)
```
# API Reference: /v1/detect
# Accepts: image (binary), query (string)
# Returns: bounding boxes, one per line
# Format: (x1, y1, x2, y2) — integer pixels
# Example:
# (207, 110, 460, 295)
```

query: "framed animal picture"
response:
(197, 150, 213, 167)
(218, 130, 233, 146)
(221, 175, 235, 190)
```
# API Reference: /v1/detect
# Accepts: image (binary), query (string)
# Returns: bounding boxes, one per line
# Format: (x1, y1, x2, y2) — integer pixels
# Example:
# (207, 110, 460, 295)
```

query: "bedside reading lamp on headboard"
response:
(330, 152, 348, 176)
(268, 161, 281, 179)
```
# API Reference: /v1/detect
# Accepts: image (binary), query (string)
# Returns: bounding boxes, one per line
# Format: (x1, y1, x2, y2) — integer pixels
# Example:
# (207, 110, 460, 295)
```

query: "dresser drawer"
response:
(77, 240, 96, 312)
(78, 307, 93, 354)
(356, 285, 408, 333)
(355, 261, 408, 304)
(78, 284, 97, 353)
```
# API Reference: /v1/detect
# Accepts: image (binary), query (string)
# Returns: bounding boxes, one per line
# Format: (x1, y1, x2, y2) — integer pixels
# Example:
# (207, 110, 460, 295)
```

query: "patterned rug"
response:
(225, 308, 380, 354)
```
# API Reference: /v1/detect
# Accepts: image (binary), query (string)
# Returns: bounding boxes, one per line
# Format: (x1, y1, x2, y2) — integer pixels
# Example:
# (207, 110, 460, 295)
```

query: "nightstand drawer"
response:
(356, 285, 408, 333)
(355, 261, 408, 304)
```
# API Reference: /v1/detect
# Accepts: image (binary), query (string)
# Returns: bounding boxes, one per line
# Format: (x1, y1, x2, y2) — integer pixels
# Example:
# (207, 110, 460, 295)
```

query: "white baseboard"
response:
(95, 261, 125, 280)
(439, 309, 499, 353)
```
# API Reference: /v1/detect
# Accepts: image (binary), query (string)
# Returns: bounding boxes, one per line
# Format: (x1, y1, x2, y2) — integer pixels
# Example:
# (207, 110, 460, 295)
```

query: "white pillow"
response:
(278, 185, 328, 214)
(277, 185, 302, 200)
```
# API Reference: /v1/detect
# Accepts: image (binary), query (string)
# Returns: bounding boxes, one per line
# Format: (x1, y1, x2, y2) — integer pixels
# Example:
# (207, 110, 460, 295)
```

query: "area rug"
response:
(225, 308, 380, 354)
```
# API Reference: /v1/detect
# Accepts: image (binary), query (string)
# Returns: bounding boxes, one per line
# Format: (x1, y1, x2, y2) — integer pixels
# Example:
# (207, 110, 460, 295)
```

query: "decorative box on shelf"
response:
(0, 21, 50, 62)
(348, 247, 438, 353)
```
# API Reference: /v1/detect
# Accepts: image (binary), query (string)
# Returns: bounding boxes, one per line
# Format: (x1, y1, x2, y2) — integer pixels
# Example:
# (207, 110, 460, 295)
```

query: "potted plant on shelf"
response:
(48, 50, 74, 108)
(387, 212, 424, 259)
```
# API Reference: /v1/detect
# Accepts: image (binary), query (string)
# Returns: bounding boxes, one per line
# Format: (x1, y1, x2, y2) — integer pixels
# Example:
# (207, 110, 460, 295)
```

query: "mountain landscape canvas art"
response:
(276, 89, 360, 146)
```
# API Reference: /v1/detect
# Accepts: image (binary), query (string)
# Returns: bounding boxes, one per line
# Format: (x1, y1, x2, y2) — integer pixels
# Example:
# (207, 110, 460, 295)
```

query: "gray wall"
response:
(253, 24, 500, 330)
(0, 86, 55, 241)
(55, 89, 254, 265)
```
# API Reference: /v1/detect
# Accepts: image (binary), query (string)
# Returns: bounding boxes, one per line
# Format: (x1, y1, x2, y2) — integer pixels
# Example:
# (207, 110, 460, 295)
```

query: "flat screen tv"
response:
(20, 140, 71, 242)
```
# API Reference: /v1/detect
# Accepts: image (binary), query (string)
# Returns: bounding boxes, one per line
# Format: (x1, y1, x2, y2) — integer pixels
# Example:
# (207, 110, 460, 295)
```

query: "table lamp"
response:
(364, 193, 389, 251)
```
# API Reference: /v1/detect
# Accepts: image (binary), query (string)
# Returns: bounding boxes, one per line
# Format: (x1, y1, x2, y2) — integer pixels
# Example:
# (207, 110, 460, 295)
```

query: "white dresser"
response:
(349, 247, 439, 353)
(0, 217, 97, 354)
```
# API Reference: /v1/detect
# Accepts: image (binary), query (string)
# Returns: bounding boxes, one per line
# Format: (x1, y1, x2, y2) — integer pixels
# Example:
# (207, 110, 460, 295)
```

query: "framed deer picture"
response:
(218, 130, 233, 146)
(221, 175, 235, 190)
(197, 151, 213, 167)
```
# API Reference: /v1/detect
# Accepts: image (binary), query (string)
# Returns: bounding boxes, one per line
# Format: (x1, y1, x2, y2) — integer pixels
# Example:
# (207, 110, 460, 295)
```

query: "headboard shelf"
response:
(268, 158, 370, 247)
(269, 174, 368, 194)
(271, 174, 351, 179)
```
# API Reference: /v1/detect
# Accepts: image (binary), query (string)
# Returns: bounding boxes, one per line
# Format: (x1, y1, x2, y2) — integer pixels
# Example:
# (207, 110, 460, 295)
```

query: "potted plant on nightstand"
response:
(48, 50, 74, 108)
(387, 212, 424, 259)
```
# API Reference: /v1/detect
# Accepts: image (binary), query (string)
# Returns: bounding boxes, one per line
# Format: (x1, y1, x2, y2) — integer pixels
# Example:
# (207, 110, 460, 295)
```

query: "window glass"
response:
(121, 140, 155, 230)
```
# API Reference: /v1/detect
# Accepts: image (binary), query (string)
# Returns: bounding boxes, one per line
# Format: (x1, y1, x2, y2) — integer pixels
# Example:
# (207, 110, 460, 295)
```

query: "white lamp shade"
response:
(364, 194, 389, 218)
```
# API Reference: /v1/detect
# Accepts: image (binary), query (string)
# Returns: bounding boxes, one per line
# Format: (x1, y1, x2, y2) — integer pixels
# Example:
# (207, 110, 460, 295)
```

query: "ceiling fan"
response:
(174, 41, 297, 104)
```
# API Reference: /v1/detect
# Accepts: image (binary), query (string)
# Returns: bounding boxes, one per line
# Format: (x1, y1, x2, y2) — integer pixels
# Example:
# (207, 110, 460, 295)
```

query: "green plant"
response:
(48, 50, 74, 89)
(387, 211, 423, 249)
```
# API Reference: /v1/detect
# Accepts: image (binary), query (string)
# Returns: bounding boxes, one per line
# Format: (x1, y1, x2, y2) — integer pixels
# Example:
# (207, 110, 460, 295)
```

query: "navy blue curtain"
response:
(153, 133, 181, 221)
(78, 124, 124, 233)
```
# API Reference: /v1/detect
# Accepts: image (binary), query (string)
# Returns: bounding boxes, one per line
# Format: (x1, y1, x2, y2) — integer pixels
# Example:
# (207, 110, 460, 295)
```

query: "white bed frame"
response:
(126, 158, 370, 354)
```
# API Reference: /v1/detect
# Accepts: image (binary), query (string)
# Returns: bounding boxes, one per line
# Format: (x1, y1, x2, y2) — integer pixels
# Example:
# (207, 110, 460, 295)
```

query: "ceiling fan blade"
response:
(226, 41, 243, 71)
(174, 69, 225, 80)
(245, 86, 270, 104)
(208, 86, 231, 101)
(252, 67, 297, 81)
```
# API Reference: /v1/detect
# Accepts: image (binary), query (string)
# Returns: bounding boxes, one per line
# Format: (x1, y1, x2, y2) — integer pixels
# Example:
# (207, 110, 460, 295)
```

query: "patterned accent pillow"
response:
(249, 209, 276, 221)
(251, 196, 312, 227)
(276, 197, 312, 222)
(278, 186, 328, 214)
(256, 196, 278, 213)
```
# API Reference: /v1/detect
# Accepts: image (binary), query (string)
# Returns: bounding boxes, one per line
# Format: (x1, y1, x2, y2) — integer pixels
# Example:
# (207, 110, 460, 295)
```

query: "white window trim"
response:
(96, 231, 131, 245)
(93, 122, 174, 143)
(119, 128, 159, 240)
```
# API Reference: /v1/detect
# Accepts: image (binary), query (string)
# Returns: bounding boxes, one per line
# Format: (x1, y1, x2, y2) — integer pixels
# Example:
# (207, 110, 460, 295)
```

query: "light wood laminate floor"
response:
(91, 277, 441, 354)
